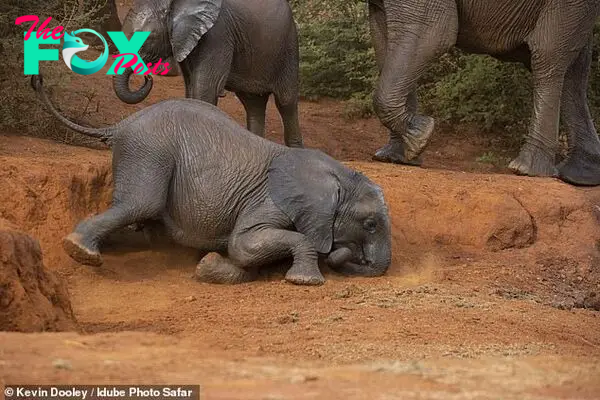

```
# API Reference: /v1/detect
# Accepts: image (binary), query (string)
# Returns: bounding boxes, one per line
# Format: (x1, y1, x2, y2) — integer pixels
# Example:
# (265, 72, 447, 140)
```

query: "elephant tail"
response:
(30, 74, 113, 143)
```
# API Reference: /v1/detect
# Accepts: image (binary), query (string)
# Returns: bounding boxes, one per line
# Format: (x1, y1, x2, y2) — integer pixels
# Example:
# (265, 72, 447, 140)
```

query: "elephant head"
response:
(113, 0, 222, 104)
(268, 150, 392, 277)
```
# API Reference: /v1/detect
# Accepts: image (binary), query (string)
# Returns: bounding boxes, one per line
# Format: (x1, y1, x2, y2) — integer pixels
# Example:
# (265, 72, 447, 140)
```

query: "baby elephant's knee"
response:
(194, 252, 257, 284)
(228, 234, 269, 264)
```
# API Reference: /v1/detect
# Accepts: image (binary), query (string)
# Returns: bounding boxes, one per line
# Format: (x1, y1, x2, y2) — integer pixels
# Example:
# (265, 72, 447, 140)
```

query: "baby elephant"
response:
(31, 75, 392, 285)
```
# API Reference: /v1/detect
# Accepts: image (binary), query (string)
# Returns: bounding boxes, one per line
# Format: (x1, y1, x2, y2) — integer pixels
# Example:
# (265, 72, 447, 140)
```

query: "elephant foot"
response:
(194, 252, 257, 284)
(285, 139, 304, 149)
(62, 232, 102, 267)
(508, 145, 558, 178)
(373, 141, 424, 165)
(284, 264, 325, 286)
(558, 150, 600, 186)
(373, 115, 434, 165)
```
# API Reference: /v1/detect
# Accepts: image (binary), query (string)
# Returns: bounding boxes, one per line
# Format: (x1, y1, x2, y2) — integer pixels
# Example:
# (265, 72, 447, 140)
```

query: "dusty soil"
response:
(0, 220, 75, 332)
(1, 4, 600, 396)
(1, 131, 600, 398)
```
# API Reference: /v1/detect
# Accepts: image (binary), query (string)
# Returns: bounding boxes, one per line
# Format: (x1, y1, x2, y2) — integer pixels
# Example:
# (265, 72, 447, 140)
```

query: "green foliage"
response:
(292, 0, 600, 137)
(419, 52, 532, 133)
(476, 151, 510, 166)
(289, 0, 377, 100)
(343, 92, 375, 119)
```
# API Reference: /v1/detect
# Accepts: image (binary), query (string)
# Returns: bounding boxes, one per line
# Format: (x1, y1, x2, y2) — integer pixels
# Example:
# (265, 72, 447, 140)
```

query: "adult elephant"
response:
(367, 0, 600, 186)
(113, 0, 303, 148)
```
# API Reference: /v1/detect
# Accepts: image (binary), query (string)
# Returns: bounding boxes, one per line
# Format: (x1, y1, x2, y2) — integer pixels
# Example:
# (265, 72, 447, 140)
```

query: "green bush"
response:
(292, 0, 600, 138)
(419, 52, 532, 133)
(289, 0, 377, 101)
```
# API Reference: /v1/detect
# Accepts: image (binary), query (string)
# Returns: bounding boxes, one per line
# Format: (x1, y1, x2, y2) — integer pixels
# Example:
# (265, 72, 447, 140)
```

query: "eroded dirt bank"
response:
(0, 219, 75, 332)
(1, 135, 600, 398)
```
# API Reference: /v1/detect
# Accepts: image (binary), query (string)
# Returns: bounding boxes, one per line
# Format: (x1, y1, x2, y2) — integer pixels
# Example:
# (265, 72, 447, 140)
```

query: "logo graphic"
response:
(15, 15, 172, 76)
(62, 29, 108, 75)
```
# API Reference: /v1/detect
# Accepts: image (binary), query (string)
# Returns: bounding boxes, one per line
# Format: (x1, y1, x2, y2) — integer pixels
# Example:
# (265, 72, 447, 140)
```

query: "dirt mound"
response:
(0, 219, 76, 332)
(353, 162, 600, 257)
(0, 135, 112, 268)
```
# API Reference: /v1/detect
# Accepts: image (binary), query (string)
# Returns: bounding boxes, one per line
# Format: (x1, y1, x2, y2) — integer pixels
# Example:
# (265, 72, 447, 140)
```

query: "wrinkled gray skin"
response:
(113, 0, 303, 148)
(154, 57, 180, 76)
(32, 75, 391, 286)
(368, 0, 600, 186)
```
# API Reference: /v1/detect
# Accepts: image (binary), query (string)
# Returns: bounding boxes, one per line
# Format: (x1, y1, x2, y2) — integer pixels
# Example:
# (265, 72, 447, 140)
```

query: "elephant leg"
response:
(188, 73, 228, 106)
(228, 228, 323, 286)
(272, 34, 303, 148)
(180, 59, 193, 98)
(194, 252, 258, 284)
(274, 94, 303, 148)
(368, 0, 387, 73)
(507, 74, 564, 176)
(557, 40, 600, 186)
(62, 155, 172, 267)
(235, 91, 269, 137)
(371, 1, 424, 164)
(508, 41, 577, 177)
(372, 3, 458, 164)
(184, 48, 232, 105)
(63, 208, 140, 267)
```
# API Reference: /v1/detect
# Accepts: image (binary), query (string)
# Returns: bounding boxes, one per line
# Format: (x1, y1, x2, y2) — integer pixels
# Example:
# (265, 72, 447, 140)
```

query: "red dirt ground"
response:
(1, 133, 600, 398)
(1, 5, 600, 397)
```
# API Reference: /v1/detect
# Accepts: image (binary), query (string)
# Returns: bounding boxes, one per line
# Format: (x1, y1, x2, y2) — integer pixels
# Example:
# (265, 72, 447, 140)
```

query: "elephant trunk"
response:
(326, 247, 353, 267)
(326, 241, 391, 277)
(359, 240, 391, 276)
(112, 67, 153, 104)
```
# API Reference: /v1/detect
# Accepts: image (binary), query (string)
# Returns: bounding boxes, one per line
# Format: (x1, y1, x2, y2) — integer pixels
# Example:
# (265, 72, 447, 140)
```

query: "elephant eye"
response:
(363, 218, 377, 233)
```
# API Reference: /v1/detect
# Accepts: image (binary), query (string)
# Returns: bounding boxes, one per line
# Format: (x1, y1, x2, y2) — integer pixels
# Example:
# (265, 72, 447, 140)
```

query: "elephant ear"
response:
(169, 0, 222, 62)
(268, 150, 342, 254)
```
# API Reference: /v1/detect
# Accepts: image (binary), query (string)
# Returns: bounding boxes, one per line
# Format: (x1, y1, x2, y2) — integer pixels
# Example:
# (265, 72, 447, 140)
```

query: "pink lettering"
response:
(149, 58, 172, 76)
(15, 15, 64, 41)
(35, 17, 52, 39)
(112, 53, 139, 74)
(50, 26, 63, 40)
(133, 62, 145, 75)
(159, 62, 172, 76)
(143, 63, 153, 75)
(15, 15, 39, 40)
(42, 28, 55, 39)
(151, 61, 162, 75)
